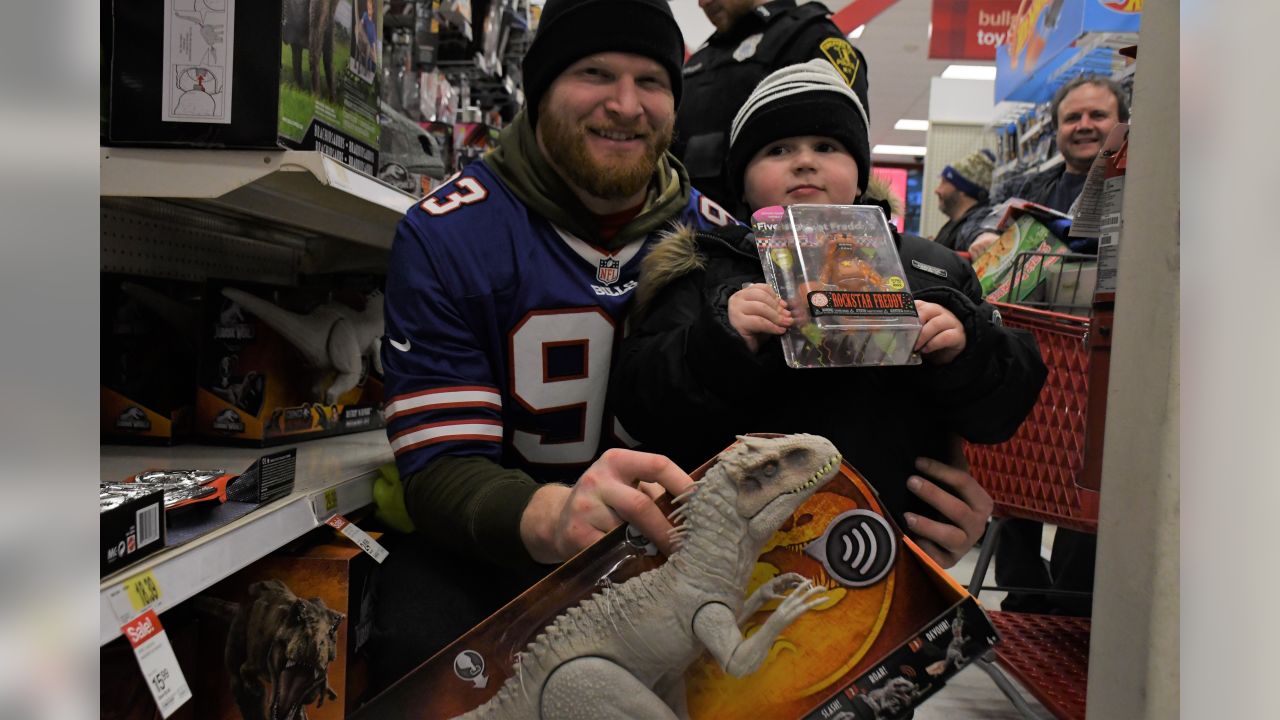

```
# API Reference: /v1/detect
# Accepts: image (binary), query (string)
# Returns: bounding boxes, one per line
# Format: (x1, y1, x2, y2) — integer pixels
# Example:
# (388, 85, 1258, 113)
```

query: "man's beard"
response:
(539, 107, 673, 201)
(938, 189, 960, 217)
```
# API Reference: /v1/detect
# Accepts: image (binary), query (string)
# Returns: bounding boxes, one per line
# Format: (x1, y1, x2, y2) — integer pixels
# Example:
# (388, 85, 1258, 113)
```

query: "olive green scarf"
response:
(484, 110, 692, 251)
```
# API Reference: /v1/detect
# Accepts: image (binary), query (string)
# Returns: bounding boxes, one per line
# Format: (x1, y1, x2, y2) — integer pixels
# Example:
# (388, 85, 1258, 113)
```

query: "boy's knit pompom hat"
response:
(725, 58, 872, 204)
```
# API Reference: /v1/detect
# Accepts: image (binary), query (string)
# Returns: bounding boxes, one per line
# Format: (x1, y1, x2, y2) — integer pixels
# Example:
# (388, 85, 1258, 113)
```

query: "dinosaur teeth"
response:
(785, 456, 840, 495)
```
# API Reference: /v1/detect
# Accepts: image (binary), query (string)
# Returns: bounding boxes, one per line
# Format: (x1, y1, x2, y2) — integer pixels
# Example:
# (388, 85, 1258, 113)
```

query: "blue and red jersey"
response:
(382, 160, 733, 483)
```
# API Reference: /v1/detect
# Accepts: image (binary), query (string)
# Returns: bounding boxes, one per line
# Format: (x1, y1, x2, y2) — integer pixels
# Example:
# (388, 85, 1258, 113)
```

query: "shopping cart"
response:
(1003, 251, 1098, 315)
(962, 300, 1112, 720)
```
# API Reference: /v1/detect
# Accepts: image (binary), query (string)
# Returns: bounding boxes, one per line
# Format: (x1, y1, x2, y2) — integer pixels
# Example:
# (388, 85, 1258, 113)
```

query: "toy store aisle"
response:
(915, 546, 1053, 719)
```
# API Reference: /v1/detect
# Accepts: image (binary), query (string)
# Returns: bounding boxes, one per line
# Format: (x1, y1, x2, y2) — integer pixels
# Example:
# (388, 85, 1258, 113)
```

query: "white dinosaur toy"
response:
(219, 288, 383, 404)
(454, 433, 843, 720)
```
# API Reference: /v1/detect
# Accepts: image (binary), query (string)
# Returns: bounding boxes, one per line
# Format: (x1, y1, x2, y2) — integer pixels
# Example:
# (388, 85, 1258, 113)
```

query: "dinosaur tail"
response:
(189, 594, 240, 624)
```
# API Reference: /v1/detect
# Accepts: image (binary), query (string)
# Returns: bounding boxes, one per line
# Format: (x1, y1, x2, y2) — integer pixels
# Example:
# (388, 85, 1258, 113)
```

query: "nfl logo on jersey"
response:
(596, 257, 620, 285)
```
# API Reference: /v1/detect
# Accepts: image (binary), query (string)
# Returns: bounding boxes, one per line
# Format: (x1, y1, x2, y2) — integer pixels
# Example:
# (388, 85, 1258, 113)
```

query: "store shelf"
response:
(100, 148, 417, 249)
(99, 431, 393, 646)
(1037, 155, 1066, 173)
(1019, 116, 1051, 145)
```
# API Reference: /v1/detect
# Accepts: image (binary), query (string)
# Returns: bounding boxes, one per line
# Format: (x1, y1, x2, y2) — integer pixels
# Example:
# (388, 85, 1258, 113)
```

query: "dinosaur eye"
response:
(784, 448, 812, 465)
(763, 460, 779, 477)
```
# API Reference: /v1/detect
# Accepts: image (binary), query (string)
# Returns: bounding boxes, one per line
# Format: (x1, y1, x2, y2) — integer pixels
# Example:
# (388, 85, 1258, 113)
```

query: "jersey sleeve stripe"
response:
(389, 420, 504, 455)
(385, 388, 503, 420)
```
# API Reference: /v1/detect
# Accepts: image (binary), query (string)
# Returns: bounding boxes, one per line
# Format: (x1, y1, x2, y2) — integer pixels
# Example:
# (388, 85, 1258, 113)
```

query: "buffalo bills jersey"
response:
(383, 160, 734, 483)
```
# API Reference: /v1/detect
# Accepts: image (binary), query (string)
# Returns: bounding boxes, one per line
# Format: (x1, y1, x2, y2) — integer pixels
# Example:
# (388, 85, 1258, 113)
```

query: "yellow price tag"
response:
(324, 489, 338, 512)
(123, 571, 162, 612)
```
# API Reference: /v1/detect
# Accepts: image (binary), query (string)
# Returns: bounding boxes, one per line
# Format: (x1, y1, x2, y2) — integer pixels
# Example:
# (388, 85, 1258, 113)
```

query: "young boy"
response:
(611, 59, 1047, 567)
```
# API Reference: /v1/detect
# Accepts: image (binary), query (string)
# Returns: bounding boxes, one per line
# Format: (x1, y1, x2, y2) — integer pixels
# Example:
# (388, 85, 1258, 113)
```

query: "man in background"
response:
(970, 75, 1129, 616)
(675, 0, 868, 215)
(968, 75, 1129, 257)
(933, 148, 996, 252)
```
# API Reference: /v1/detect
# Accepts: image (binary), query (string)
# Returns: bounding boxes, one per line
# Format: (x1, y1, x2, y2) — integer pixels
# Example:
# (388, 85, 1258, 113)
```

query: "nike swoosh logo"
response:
(389, 338, 411, 352)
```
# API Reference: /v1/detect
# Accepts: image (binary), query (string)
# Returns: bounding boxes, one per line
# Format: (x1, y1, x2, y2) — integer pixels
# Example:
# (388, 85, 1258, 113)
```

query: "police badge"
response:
(597, 257, 620, 285)
(733, 32, 764, 62)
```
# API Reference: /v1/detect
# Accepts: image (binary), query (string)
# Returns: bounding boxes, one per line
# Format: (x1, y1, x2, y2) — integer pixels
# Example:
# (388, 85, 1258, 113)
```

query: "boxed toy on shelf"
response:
(105, 0, 382, 174)
(101, 449, 298, 576)
(101, 529, 379, 720)
(197, 280, 385, 446)
(751, 204, 923, 368)
(190, 531, 381, 719)
(100, 484, 167, 577)
(101, 275, 202, 444)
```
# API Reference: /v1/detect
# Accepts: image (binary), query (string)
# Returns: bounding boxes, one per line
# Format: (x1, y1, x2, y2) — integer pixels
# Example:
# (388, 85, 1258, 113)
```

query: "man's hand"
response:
(967, 232, 1001, 258)
(913, 300, 966, 364)
(728, 283, 792, 353)
(903, 456, 993, 568)
(519, 449, 695, 564)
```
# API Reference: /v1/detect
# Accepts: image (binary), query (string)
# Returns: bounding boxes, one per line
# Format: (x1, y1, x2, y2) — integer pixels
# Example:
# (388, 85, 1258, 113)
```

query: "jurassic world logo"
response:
(214, 300, 255, 341)
(116, 406, 152, 431)
(213, 408, 246, 433)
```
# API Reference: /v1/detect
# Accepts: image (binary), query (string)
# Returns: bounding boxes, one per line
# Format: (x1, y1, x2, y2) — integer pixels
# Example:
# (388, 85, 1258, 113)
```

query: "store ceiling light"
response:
(894, 119, 929, 131)
(873, 145, 927, 156)
(941, 64, 997, 80)
(848, 25, 865, 39)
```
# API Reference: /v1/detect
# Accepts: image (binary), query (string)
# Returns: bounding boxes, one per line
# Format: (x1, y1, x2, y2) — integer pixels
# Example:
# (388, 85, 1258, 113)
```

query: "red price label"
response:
(123, 609, 162, 648)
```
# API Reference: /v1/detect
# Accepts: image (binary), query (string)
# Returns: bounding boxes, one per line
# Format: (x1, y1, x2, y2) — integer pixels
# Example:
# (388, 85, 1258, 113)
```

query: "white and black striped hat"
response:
(726, 58, 872, 202)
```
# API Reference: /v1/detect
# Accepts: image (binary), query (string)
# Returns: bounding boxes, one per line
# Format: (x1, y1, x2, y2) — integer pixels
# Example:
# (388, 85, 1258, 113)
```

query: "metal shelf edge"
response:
(100, 148, 415, 249)
(98, 434, 392, 647)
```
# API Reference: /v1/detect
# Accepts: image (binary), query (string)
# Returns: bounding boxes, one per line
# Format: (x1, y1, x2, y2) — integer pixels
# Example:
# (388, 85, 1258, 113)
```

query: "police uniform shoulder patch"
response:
(734, 33, 764, 62)
(819, 37, 862, 88)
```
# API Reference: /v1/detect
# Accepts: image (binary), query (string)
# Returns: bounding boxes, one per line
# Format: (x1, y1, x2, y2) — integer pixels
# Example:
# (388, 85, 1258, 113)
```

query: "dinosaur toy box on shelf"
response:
(189, 531, 379, 720)
(101, 274, 202, 444)
(196, 280, 385, 446)
(751, 205, 923, 369)
(100, 530, 377, 719)
(354, 435, 999, 720)
(104, 0, 381, 174)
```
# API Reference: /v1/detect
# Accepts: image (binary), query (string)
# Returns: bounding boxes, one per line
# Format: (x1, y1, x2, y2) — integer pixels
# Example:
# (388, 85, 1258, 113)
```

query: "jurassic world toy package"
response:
(354, 435, 999, 720)
(104, 0, 381, 173)
(197, 281, 385, 446)
(190, 532, 379, 719)
(101, 274, 202, 444)
(101, 530, 377, 720)
(751, 205, 923, 369)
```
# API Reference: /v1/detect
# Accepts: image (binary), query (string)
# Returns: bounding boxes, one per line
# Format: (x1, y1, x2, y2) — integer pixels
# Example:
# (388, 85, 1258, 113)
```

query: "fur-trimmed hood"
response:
(632, 177, 904, 322)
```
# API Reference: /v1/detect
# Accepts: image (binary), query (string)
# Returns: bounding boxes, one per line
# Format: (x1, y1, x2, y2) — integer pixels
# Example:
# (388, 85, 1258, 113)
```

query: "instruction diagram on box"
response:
(162, 0, 236, 124)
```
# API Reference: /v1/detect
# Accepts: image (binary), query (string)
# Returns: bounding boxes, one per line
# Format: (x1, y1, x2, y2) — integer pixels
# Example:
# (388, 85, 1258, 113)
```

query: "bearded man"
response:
(369, 0, 735, 683)
(933, 148, 995, 252)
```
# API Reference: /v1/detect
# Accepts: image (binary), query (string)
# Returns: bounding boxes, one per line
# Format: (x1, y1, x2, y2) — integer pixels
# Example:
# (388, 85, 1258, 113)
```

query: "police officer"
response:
(675, 0, 869, 215)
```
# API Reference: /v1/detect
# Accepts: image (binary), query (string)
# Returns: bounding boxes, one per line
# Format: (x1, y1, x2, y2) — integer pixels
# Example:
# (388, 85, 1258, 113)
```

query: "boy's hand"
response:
(728, 283, 793, 353)
(903, 457, 994, 568)
(914, 300, 966, 364)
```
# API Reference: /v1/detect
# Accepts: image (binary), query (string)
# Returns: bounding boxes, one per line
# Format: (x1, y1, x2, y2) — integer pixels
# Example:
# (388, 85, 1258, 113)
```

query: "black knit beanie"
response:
(726, 59, 872, 205)
(522, 0, 685, 127)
